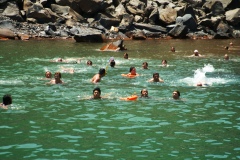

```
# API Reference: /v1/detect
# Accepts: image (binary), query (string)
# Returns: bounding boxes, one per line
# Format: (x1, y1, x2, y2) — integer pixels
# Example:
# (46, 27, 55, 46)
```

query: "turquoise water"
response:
(0, 39, 240, 159)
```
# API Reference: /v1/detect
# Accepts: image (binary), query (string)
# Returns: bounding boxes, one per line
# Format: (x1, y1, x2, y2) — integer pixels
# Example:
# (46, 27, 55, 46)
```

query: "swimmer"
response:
(142, 62, 148, 69)
(224, 54, 229, 60)
(189, 50, 203, 57)
(161, 60, 167, 66)
(110, 60, 115, 68)
(123, 53, 128, 59)
(230, 42, 233, 46)
(45, 71, 52, 79)
(148, 73, 164, 82)
(140, 89, 149, 98)
(51, 58, 80, 63)
(171, 47, 175, 52)
(87, 60, 92, 66)
(224, 46, 229, 50)
(109, 57, 115, 68)
(91, 68, 106, 83)
(172, 90, 180, 100)
(0, 94, 12, 109)
(122, 66, 139, 78)
(60, 66, 74, 73)
(48, 72, 64, 84)
(90, 87, 102, 99)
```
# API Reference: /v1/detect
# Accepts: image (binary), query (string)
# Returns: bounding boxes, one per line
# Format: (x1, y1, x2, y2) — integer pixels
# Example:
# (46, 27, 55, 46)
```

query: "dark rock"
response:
(168, 24, 188, 38)
(176, 14, 197, 31)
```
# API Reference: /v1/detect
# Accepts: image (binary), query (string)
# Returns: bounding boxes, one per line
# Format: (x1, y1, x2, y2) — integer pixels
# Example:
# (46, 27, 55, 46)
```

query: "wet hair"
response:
(54, 72, 61, 78)
(99, 68, 106, 75)
(129, 66, 135, 72)
(110, 60, 115, 67)
(124, 53, 128, 59)
(162, 60, 167, 64)
(3, 94, 12, 105)
(153, 73, 159, 77)
(87, 60, 92, 65)
(224, 46, 229, 50)
(45, 71, 52, 77)
(173, 90, 180, 97)
(140, 89, 148, 94)
(93, 87, 101, 94)
(142, 62, 148, 66)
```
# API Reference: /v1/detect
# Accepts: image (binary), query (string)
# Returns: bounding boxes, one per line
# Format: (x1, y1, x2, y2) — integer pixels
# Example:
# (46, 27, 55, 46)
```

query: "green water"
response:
(0, 39, 240, 159)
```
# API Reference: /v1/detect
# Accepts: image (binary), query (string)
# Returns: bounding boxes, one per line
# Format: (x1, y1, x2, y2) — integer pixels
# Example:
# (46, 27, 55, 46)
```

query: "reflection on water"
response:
(0, 39, 240, 159)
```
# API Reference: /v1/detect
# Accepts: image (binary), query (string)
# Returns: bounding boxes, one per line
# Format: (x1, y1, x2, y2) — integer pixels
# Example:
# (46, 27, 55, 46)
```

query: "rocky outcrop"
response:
(0, 0, 239, 41)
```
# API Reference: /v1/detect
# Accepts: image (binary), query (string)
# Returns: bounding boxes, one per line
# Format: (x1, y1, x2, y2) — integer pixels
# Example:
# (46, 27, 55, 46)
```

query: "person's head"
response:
(54, 72, 61, 79)
(93, 87, 101, 99)
(110, 60, 115, 68)
(194, 50, 199, 56)
(2, 94, 12, 105)
(162, 60, 167, 66)
(45, 71, 52, 78)
(224, 54, 229, 60)
(99, 68, 106, 76)
(171, 47, 175, 52)
(142, 62, 148, 69)
(172, 90, 180, 99)
(124, 53, 128, 59)
(87, 60, 92, 66)
(224, 46, 229, 50)
(153, 73, 159, 80)
(129, 66, 136, 74)
(141, 89, 148, 97)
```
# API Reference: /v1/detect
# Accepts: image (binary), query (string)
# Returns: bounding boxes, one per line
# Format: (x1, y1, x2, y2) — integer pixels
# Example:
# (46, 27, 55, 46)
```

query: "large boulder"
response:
(0, 28, 15, 39)
(95, 13, 121, 29)
(2, 2, 24, 22)
(126, 0, 146, 15)
(158, 7, 177, 25)
(73, 26, 103, 42)
(202, 0, 225, 16)
(119, 14, 134, 31)
(26, 3, 59, 23)
(226, 8, 240, 26)
(168, 24, 188, 38)
(51, 4, 84, 22)
(176, 14, 197, 31)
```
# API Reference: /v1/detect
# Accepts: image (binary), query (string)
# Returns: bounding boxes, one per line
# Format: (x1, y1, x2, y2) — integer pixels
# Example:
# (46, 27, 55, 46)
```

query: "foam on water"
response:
(180, 64, 229, 86)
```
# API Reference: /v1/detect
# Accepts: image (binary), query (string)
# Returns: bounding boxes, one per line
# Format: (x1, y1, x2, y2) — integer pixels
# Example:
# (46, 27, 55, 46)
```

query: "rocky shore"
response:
(0, 0, 240, 42)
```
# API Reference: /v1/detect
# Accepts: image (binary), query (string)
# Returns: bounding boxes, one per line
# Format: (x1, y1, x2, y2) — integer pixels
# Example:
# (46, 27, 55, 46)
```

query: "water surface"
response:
(0, 39, 240, 159)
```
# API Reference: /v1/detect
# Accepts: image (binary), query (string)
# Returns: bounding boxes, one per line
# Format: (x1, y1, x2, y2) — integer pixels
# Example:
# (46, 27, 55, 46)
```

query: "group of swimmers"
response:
(1, 42, 233, 108)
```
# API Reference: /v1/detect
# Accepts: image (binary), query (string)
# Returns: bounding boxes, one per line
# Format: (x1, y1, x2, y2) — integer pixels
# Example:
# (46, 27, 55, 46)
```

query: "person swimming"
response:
(148, 73, 164, 82)
(48, 72, 64, 84)
(90, 87, 102, 99)
(0, 94, 12, 109)
(91, 68, 106, 83)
